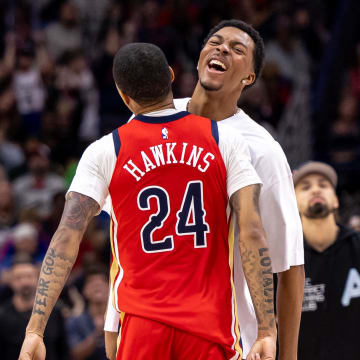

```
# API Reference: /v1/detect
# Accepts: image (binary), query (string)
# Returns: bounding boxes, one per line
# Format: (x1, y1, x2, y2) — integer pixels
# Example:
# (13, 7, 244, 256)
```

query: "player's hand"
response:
(18, 333, 46, 360)
(246, 335, 276, 360)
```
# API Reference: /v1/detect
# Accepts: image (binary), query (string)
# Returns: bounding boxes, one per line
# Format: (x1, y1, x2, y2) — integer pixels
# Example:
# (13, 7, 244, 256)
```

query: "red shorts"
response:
(116, 313, 231, 360)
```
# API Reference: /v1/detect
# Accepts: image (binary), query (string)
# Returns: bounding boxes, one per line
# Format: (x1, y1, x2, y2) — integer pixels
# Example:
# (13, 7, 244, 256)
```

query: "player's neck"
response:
(133, 93, 175, 115)
(189, 82, 241, 121)
(302, 215, 339, 252)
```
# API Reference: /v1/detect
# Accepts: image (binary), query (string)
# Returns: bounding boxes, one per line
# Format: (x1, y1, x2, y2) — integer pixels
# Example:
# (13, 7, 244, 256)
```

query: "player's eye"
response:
(209, 40, 220, 45)
(234, 48, 244, 54)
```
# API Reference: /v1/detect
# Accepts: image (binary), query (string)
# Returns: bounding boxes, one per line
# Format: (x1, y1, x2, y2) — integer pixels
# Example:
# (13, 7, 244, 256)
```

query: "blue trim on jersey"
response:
(135, 111, 190, 124)
(112, 129, 121, 156)
(211, 120, 219, 145)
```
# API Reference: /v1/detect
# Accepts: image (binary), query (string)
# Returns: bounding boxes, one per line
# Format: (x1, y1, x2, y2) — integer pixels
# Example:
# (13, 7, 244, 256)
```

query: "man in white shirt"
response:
(104, 20, 305, 360)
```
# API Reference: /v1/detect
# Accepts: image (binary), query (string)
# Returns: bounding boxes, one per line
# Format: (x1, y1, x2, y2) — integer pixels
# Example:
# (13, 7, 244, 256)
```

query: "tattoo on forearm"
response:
(259, 247, 275, 329)
(32, 246, 74, 318)
(240, 242, 274, 332)
(42, 248, 56, 275)
(30, 192, 98, 331)
(63, 192, 99, 231)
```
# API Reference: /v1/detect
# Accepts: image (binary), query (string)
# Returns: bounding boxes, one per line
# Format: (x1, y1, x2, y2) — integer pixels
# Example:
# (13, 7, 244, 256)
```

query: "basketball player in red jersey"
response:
(18, 43, 276, 360)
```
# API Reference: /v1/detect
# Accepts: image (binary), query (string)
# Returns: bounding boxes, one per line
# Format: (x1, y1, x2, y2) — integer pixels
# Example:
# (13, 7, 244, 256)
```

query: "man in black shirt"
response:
(294, 161, 360, 360)
(0, 254, 68, 360)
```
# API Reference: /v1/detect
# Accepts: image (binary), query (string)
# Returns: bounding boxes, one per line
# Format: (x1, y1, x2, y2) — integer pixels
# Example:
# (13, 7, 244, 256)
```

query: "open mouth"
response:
(207, 59, 227, 73)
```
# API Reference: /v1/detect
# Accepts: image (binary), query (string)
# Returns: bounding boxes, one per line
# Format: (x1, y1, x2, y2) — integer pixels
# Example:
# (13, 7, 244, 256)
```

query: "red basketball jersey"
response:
(109, 111, 241, 358)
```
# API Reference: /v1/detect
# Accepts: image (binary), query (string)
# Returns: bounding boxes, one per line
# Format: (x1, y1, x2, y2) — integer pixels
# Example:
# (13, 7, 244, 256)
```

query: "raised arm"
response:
(18, 191, 99, 360)
(230, 184, 277, 360)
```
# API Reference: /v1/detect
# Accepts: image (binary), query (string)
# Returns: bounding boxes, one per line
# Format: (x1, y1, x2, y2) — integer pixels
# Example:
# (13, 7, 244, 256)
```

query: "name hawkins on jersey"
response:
(123, 142, 215, 181)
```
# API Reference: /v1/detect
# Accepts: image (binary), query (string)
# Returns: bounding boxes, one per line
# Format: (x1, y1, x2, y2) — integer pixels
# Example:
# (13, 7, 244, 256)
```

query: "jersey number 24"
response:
(137, 181, 210, 253)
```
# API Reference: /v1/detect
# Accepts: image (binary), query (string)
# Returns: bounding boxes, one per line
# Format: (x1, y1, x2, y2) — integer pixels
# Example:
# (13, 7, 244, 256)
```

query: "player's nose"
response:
(216, 42, 230, 55)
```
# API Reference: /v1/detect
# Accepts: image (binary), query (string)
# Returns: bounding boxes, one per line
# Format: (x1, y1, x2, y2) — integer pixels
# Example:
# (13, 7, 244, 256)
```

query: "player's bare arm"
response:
(230, 184, 277, 360)
(105, 330, 118, 360)
(18, 192, 99, 360)
(276, 265, 304, 360)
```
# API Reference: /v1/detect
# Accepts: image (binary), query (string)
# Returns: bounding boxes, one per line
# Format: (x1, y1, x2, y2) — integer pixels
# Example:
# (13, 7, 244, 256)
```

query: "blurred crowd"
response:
(0, 0, 359, 359)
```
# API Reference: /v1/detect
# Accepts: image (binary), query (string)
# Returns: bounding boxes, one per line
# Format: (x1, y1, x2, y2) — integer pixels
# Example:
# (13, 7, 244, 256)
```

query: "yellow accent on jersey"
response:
(228, 216, 242, 357)
(117, 312, 126, 349)
(109, 219, 119, 309)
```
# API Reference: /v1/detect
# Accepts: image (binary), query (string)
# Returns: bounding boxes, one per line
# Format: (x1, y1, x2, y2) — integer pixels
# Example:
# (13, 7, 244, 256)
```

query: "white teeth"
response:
(209, 59, 227, 70)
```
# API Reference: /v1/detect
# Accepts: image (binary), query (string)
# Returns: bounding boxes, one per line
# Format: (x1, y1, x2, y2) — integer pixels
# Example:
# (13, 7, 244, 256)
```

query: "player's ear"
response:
(169, 66, 175, 83)
(333, 193, 339, 210)
(241, 73, 256, 87)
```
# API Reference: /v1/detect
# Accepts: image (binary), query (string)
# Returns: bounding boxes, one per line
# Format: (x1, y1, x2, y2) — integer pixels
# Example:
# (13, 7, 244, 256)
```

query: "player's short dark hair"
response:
(113, 43, 172, 105)
(203, 19, 265, 86)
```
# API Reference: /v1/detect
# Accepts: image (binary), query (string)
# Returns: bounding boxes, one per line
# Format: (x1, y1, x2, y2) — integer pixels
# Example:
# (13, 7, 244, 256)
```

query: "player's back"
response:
(109, 110, 237, 352)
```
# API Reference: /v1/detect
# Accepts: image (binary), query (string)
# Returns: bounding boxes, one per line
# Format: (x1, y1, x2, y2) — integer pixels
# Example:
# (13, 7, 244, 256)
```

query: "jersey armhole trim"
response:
(211, 120, 219, 145)
(112, 129, 121, 157)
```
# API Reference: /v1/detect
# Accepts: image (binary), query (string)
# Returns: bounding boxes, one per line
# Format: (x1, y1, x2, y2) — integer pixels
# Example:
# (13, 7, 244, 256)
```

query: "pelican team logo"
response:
(161, 127, 168, 140)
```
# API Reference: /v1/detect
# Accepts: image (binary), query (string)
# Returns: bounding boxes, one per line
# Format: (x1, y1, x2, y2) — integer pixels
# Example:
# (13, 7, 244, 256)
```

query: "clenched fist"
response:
(18, 333, 46, 360)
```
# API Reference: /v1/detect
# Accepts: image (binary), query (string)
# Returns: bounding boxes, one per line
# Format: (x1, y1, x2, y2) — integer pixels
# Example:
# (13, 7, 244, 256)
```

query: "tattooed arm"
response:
(230, 184, 277, 360)
(18, 192, 99, 360)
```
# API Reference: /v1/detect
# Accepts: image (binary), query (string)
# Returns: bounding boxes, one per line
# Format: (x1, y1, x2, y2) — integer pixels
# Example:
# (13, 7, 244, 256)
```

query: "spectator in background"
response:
(72, 0, 111, 58)
(0, 34, 24, 166)
(330, 93, 359, 160)
(13, 41, 46, 136)
(0, 124, 25, 172)
(12, 141, 65, 219)
(0, 222, 46, 284)
(56, 50, 99, 142)
(266, 14, 311, 86)
(41, 94, 81, 167)
(0, 166, 16, 238)
(66, 266, 108, 360)
(294, 161, 360, 360)
(0, 33, 25, 171)
(326, 92, 360, 191)
(0, 254, 68, 360)
(265, 13, 312, 168)
(93, 27, 130, 134)
(45, 1, 82, 61)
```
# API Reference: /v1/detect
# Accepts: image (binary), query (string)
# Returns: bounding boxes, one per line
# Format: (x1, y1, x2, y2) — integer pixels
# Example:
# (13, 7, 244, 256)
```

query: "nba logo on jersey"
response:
(161, 127, 168, 139)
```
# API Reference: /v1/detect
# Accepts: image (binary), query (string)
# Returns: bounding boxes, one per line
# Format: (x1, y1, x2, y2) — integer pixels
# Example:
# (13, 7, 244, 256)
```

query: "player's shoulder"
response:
(224, 110, 287, 159)
(89, 132, 113, 150)
(223, 109, 276, 145)
(222, 110, 292, 183)
(217, 121, 247, 147)
(82, 132, 115, 161)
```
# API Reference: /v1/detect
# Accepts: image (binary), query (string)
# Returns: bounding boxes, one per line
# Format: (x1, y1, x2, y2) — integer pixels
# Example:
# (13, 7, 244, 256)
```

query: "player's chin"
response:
(199, 78, 223, 92)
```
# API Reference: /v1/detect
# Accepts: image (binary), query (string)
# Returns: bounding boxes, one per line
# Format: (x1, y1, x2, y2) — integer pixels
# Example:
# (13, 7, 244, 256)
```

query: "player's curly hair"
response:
(113, 43, 171, 104)
(203, 19, 265, 87)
